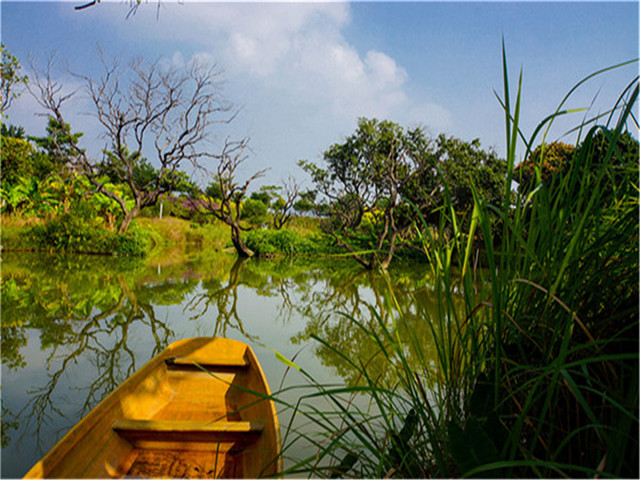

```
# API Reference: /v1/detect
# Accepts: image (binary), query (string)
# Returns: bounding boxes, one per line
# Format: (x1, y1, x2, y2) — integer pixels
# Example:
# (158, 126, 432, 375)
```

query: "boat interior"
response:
(24, 338, 281, 479)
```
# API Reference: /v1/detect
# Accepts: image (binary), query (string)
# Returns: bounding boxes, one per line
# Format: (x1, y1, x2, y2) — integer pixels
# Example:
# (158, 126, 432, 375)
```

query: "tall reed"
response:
(272, 49, 639, 478)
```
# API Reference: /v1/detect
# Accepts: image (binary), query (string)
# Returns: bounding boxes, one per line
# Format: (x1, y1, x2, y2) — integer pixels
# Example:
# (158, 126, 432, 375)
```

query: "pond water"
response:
(1, 249, 455, 477)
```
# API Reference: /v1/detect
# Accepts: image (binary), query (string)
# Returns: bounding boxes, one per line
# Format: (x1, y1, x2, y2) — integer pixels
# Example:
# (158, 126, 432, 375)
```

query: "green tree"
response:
(515, 130, 638, 202)
(249, 187, 275, 208)
(249, 181, 298, 229)
(300, 118, 436, 270)
(205, 177, 223, 199)
(436, 134, 507, 221)
(97, 147, 195, 195)
(242, 198, 269, 227)
(29, 117, 84, 171)
(577, 129, 638, 203)
(22, 117, 87, 188)
(0, 120, 64, 206)
(293, 189, 318, 216)
(0, 135, 34, 190)
(0, 123, 25, 139)
(514, 141, 575, 194)
(0, 45, 28, 115)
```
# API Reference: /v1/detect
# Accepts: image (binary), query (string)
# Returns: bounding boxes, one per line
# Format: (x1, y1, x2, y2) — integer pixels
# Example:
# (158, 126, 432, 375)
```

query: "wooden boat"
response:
(24, 337, 282, 478)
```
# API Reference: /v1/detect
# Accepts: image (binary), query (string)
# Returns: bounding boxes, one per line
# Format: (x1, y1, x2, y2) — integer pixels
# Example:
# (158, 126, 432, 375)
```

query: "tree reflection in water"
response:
(186, 257, 258, 341)
(288, 265, 466, 389)
(1, 250, 467, 477)
(1, 254, 179, 450)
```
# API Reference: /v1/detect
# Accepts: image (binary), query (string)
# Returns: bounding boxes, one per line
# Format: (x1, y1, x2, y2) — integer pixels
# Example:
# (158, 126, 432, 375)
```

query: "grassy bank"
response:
(0, 214, 150, 256)
(0, 215, 233, 257)
(136, 217, 230, 252)
(0, 211, 329, 258)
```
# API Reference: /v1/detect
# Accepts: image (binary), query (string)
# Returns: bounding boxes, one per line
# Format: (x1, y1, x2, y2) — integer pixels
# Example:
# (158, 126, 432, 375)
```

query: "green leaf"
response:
(448, 417, 499, 477)
(330, 451, 358, 478)
(266, 347, 301, 371)
(468, 373, 495, 418)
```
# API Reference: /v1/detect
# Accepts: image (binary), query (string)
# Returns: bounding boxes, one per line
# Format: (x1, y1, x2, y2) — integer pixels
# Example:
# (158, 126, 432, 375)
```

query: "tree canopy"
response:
(1, 44, 28, 115)
(300, 118, 507, 269)
(300, 118, 437, 269)
(515, 129, 638, 200)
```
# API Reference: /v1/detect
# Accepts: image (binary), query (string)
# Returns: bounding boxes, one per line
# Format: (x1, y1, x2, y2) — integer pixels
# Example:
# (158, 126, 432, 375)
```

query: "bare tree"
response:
(272, 176, 299, 230)
(75, 0, 160, 19)
(29, 53, 237, 234)
(200, 140, 267, 258)
(185, 257, 259, 340)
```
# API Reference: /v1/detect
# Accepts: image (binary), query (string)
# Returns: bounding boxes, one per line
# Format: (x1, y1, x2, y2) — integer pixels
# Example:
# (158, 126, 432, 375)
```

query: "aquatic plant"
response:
(272, 48, 639, 478)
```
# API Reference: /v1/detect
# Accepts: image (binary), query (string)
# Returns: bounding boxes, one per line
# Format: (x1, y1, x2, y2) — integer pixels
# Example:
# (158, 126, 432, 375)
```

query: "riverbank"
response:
(0, 213, 333, 258)
(1, 214, 151, 256)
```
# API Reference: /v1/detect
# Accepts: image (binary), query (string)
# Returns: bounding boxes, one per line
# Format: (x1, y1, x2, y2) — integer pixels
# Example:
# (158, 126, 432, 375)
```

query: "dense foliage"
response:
(244, 228, 336, 257)
(274, 56, 639, 478)
(514, 140, 575, 192)
(300, 118, 507, 269)
(1, 44, 28, 114)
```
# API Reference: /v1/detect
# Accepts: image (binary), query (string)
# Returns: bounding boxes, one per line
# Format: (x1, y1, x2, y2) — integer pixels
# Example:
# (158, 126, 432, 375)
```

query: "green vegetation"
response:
(269, 55, 639, 478)
(299, 118, 507, 269)
(1, 43, 28, 114)
(2, 46, 511, 263)
(1, 43, 638, 479)
(244, 228, 335, 257)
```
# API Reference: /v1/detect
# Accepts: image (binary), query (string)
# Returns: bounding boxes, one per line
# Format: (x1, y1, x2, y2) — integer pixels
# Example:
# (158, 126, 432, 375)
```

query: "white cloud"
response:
(142, 3, 443, 125)
(98, 2, 450, 132)
(365, 50, 407, 90)
(154, 3, 351, 78)
(69, 2, 453, 182)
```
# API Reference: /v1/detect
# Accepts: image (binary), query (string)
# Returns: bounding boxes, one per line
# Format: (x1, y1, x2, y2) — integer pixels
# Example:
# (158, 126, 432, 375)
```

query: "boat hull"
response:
(23, 337, 282, 479)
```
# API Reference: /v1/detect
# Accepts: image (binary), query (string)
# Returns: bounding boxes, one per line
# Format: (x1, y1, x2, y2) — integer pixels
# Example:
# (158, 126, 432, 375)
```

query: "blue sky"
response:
(2, 1, 638, 188)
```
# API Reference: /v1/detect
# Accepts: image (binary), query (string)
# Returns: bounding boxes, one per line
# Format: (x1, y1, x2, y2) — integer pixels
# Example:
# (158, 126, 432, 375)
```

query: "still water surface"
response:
(1, 249, 450, 477)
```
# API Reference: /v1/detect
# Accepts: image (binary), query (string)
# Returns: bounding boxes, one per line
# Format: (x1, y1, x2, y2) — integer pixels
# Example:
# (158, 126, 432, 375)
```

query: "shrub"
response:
(28, 213, 149, 256)
(244, 228, 333, 257)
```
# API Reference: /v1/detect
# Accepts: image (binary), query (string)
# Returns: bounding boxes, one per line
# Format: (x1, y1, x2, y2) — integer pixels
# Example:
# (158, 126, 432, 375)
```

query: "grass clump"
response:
(271, 52, 639, 478)
(244, 228, 337, 257)
(1, 213, 151, 256)
(29, 214, 150, 256)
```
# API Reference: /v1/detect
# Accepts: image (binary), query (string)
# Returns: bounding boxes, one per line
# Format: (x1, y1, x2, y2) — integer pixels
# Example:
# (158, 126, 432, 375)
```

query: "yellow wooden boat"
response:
(24, 337, 282, 478)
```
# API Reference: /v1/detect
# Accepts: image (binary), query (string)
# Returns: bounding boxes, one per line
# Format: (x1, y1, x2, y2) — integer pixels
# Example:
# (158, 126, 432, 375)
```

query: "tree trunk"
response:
(378, 255, 392, 271)
(230, 224, 254, 258)
(229, 256, 249, 285)
(118, 209, 136, 234)
(377, 231, 400, 271)
(118, 200, 143, 234)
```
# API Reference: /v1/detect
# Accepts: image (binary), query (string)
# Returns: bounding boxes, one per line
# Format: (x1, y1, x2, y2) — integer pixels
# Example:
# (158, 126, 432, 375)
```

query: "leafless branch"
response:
(272, 175, 299, 230)
(28, 51, 239, 234)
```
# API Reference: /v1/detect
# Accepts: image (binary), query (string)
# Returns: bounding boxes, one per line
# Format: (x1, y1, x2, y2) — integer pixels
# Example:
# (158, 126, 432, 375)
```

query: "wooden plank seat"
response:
(164, 356, 250, 371)
(23, 338, 282, 478)
(113, 419, 264, 449)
